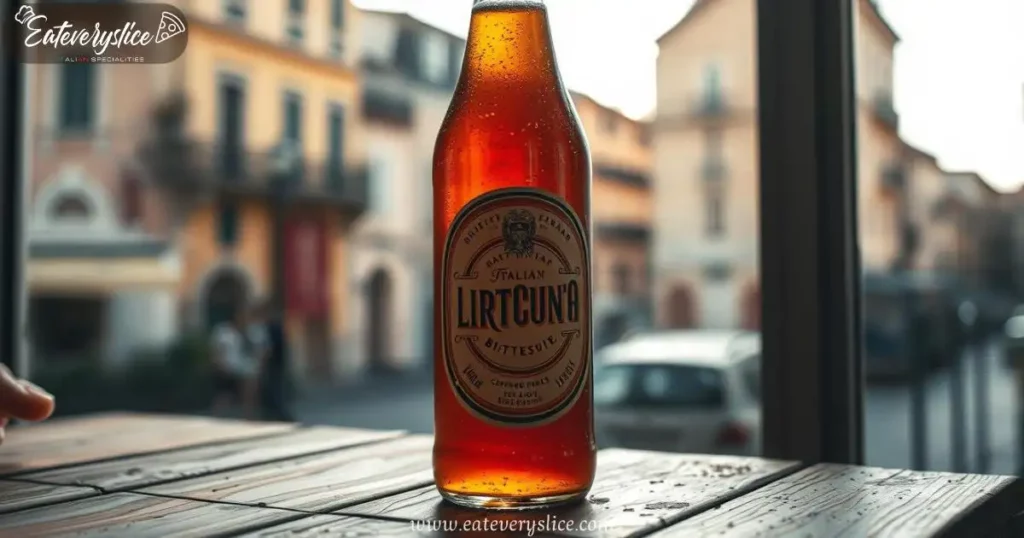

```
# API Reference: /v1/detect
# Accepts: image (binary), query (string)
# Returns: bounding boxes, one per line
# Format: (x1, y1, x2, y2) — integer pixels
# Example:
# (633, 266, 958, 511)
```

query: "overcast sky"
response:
(353, 0, 1024, 191)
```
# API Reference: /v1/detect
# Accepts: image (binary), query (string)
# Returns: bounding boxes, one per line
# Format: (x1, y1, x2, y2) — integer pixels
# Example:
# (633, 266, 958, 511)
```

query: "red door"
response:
(666, 285, 696, 329)
(741, 283, 761, 331)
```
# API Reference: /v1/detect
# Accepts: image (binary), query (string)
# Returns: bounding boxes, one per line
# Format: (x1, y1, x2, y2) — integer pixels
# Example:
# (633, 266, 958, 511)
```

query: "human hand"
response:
(0, 365, 55, 444)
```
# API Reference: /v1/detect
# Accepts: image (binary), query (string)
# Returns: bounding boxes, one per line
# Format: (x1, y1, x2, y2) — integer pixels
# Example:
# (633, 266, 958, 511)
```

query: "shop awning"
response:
(27, 240, 179, 294)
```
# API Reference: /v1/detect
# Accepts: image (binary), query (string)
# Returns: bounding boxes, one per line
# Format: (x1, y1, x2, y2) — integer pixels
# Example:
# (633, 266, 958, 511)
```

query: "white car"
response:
(593, 330, 761, 456)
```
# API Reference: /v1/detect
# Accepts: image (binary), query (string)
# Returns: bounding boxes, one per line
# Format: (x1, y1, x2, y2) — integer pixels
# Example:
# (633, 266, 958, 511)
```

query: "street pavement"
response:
(296, 342, 1021, 476)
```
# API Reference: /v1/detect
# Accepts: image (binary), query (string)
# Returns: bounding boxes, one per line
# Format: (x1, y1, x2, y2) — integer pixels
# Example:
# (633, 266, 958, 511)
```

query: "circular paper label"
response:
(441, 187, 591, 426)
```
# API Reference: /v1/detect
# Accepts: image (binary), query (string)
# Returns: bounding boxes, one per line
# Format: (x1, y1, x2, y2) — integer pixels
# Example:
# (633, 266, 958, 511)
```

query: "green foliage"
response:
(32, 332, 216, 417)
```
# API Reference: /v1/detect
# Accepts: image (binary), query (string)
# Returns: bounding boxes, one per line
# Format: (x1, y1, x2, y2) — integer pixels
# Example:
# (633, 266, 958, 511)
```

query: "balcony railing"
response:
(882, 161, 906, 191)
(872, 92, 899, 131)
(703, 261, 732, 281)
(139, 140, 368, 211)
(593, 164, 650, 187)
(362, 88, 414, 126)
(595, 222, 650, 243)
(691, 93, 728, 119)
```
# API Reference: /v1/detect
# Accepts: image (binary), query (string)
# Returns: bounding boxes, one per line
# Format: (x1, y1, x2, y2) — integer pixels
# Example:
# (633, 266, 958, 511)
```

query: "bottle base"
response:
(438, 489, 588, 511)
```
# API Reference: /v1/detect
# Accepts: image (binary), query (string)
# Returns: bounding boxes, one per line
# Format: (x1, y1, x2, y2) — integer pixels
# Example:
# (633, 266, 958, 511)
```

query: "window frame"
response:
(287, 0, 306, 45)
(757, 0, 863, 464)
(1, 42, 26, 375)
(222, 0, 247, 24)
(282, 90, 304, 147)
(57, 62, 96, 134)
(704, 181, 725, 238)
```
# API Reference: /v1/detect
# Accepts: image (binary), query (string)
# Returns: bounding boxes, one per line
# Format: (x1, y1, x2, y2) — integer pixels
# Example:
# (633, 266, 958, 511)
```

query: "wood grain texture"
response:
(654, 463, 1024, 538)
(0, 414, 294, 476)
(338, 448, 800, 538)
(0, 492, 301, 538)
(239, 514, 540, 538)
(140, 435, 435, 513)
(0, 479, 96, 515)
(19, 426, 402, 493)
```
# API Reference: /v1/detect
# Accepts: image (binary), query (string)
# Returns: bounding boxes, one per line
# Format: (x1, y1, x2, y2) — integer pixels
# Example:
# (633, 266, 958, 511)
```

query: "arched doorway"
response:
(666, 285, 696, 329)
(597, 311, 631, 349)
(204, 269, 250, 330)
(741, 283, 761, 331)
(366, 268, 393, 373)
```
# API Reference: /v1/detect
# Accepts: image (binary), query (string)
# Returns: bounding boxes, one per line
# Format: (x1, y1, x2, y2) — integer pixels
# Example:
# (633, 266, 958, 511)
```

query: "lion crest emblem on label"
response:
(502, 208, 536, 257)
(441, 187, 591, 426)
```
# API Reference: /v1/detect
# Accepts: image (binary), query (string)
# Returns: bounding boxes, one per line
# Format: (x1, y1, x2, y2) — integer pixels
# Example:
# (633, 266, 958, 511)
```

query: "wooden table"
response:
(0, 413, 1020, 537)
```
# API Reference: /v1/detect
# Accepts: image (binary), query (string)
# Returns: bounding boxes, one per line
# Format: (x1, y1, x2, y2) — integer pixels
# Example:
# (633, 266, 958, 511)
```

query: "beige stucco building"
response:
(345, 9, 465, 375)
(571, 92, 654, 347)
(651, 0, 917, 330)
(25, 0, 369, 380)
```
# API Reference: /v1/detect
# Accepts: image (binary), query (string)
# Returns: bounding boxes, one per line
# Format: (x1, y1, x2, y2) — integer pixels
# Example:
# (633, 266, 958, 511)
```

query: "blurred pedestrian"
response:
(210, 303, 259, 419)
(251, 299, 294, 422)
(0, 364, 54, 445)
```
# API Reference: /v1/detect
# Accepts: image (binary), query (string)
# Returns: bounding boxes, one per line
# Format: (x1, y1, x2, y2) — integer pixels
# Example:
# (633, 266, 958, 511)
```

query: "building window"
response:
(331, 0, 344, 30)
(703, 128, 725, 181)
(50, 194, 91, 221)
(612, 262, 631, 295)
(422, 32, 450, 84)
(59, 63, 95, 132)
(327, 104, 345, 185)
(217, 77, 245, 179)
(330, 0, 345, 57)
(705, 184, 725, 237)
(222, 0, 246, 23)
(218, 201, 239, 247)
(703, 63, 722, 105)
(287, 0, 305, 44)
(395, 27, 421, 79)
(283, 91, 303, 146)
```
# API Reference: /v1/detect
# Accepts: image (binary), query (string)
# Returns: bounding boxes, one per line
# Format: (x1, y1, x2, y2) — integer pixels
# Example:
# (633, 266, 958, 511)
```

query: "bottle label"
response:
(441, 187, 591, 426)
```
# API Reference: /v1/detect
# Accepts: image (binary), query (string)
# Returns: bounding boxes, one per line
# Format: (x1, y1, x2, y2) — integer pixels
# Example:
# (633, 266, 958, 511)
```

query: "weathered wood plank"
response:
(139, 435, 435, 513)
(337, 448, 801, 538)
(654, 463, 1024, 538)
(0, 414, 294, 476)
(0, 492, 303, 538)
(18, 426, 402, 493)
(239, 514, 537, 538)
(0, 479, 96, 515)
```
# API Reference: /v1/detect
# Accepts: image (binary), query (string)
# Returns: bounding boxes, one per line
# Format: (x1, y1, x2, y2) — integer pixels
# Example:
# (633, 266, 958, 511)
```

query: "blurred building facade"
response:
(151, 0, 369, 381)
(651, 0, 760, 330)
(650, 0, 1003, 330)
(571, 92, 655, 347)
(25, 60, 180, 372)
(26, 0, 371, 381)
(346, 9, 464, 375)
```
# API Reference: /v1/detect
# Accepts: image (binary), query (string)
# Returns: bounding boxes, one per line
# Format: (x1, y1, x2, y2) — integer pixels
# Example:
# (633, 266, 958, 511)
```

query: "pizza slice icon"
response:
(155, 11, 187, 44)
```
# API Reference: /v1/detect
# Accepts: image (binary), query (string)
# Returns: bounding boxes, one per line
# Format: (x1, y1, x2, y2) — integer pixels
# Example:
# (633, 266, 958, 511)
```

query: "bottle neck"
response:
(473, 0, 545, 6)
(462, 1, 559, 88)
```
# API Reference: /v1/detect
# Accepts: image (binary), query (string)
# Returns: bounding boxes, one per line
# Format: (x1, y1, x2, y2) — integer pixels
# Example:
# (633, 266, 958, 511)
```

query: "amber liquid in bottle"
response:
(432, 0, 595, 510)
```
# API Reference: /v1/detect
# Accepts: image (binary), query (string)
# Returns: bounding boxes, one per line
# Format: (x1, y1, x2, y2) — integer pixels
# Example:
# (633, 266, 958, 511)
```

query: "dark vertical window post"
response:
(331, 0, 344, 30)
(328, 104, 345, 192)
(1, 0, 25, 375)
(272, 92, 302, 315)
(59, 63, 94, 132)
(758, 0, 863, 463)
